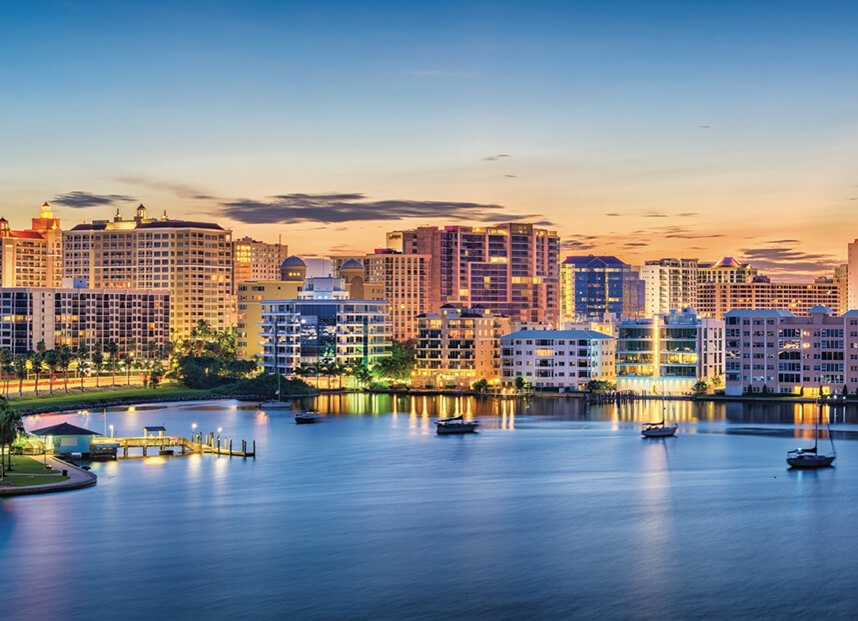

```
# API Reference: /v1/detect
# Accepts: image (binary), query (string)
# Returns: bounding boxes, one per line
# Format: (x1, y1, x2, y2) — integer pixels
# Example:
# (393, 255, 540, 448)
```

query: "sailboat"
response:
(787, 396, 836, 469)
(258, 373, 293, 410)
(642, 379, 677, 438)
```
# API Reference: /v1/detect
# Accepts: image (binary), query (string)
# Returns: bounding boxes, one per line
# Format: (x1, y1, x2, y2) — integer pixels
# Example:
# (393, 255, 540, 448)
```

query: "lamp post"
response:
(192, 422, 197, 443)
(109, 424, 114, 438)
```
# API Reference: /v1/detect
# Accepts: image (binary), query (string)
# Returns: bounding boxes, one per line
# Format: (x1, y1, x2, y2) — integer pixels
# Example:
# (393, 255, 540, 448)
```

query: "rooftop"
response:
(30, 422, 101, 436)
(502, 329, 614, 340)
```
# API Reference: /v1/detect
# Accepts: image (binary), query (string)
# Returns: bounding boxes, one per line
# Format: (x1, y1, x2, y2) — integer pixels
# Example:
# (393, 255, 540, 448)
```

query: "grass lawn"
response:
(1, 474, 69, 487)
(5, 454, 56, 475)
(8, 382, 216, 412)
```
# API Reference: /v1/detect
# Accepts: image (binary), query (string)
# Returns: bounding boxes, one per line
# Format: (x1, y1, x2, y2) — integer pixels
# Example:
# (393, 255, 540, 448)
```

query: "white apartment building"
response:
(616, 308, 724, 394)
(500, 329, 616, 390)
(641, 258, 698, 317)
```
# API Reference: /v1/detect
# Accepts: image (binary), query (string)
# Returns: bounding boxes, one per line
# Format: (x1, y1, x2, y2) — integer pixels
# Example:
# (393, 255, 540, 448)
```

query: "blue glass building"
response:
(560, 255, 645, 321)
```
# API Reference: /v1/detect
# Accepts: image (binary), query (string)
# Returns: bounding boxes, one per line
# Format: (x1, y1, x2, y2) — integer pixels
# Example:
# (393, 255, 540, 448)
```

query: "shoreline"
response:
(0, 457, 97, 497)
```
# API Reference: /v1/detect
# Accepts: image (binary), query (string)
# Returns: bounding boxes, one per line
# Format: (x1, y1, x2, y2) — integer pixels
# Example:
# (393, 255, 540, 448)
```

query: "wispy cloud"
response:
(561, 235, 598, 251)
(217, 192, 541, 225)
(482, 153, 511, 162)
(739, 247, 838, 275)
(117, 176, 213, 200)
(51, 191, 137, 208)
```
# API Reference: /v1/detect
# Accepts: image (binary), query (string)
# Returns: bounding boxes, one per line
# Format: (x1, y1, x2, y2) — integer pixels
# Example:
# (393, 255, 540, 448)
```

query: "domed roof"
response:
(713, 256, 742, 268)
(280, 256, 306, 268)
(340, 259, 364, 270)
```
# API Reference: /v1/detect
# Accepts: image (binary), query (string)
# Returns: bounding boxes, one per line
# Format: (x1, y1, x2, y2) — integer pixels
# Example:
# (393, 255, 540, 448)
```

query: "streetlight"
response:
(192, 422, 197, 441)
(109, 424, 114, 438)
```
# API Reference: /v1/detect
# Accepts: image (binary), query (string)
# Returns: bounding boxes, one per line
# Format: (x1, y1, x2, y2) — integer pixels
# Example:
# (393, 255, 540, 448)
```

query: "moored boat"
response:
(436, 415, 479, 435)
(641, 422, 678, 438)
(295, 411, 321, 424)
(259, 399, 293, 410)
(787, 396, 835, 469)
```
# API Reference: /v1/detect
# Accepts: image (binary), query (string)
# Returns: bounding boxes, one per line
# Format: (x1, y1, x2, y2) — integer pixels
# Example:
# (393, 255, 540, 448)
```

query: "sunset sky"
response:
(2, 1, 856, 278)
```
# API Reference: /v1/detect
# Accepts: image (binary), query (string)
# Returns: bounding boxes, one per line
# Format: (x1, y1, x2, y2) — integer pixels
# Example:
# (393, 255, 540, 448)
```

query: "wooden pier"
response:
(91, 433, 256, 458)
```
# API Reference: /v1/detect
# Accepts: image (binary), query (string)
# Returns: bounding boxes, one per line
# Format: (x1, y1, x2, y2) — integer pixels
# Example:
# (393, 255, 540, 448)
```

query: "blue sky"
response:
(1, 1, 856, 276)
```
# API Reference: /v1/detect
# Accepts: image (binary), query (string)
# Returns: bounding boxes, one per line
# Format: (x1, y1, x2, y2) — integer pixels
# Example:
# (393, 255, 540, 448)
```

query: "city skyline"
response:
(3, 1, 856, 277)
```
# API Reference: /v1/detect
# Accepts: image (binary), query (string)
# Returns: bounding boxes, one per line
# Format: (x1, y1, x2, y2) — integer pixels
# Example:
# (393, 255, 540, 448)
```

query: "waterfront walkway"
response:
(0, 457, 97, 497)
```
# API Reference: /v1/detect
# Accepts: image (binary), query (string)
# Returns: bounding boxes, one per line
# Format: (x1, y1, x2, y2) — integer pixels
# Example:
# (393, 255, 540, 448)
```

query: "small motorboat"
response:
(295, 411, 321, 424)
(259, 399, 293, 410)
(436, 415, 479, 435)
(159, 449, 174, 456)
(641, 422, 678, 438)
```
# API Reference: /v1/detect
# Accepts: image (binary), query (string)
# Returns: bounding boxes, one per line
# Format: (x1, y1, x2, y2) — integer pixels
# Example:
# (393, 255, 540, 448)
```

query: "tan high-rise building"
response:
(233, 236, 289, 288)
(697, 278, 843, 320)
(63, 204, 234, 338)
(392, 223, 560, 324)
(698, 257, 757, 284)
(0, 202, 63, 288)
(237, 280, 304, 360)
(641, 258, 698, 316)
(364, 250, 430, 341)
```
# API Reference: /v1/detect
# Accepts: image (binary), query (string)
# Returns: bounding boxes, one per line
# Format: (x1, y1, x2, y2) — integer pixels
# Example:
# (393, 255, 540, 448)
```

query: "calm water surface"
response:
(2, 395, 857, 621)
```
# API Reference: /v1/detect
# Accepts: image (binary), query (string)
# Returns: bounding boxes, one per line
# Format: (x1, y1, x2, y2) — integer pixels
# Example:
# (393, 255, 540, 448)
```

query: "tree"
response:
(692, 380, 709, 396)
(58, 345, 72, 393)
(91, 350, 104, 387)
(149, 362, 165, 389)
(123, 353, 135, 385)
(105, 341, 119, 386)
(44, 349, 61, 395)
(472, 378, 489, 393)
(13, 355, 28, 397)
(350, 361, 372, 388)
(29, 351, 44, 396)
(74, 344, 90, 390)
(0, 348, 11, 398)
(514, 376, 527, 392)
(0, 402, 24, 478)
(372, 341, 417, 383)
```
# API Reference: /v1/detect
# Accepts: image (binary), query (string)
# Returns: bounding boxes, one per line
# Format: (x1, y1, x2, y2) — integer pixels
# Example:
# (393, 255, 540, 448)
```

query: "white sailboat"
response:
(642, 378, 677, 438)
(787, 395, 835, 469)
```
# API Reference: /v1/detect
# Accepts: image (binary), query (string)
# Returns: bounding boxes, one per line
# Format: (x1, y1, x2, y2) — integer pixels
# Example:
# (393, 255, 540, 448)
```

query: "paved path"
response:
(0, 456, 97, 497)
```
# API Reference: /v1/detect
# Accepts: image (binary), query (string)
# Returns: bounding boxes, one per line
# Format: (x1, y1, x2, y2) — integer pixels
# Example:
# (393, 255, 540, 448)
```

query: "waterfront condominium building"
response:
(260, 298, 390, 377)
(0, 286, 170, 355)
(615, 307, 724, 395)
(697, 257, 757, 284)
(0, 202, 64, 288)
(413, 305, 511, 389)
(559, 255, 645, 321)
(363, 249, 430, 341)
(392, 223, 560, 325)
(63, 205, 234, 338)
(697, 277, 843, 320)
(237, 280, 304, 360)
(640, 258, 698, 317)
(500, 329, 616, 391)
(232, 236, 289, 287)
(724, 306, 858, 396)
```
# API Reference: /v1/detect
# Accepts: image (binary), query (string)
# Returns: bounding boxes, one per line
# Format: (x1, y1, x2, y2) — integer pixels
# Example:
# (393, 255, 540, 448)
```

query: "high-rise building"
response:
(0, 202, 63, 288)
(834, 264, 848, 312)
(615, 308, 724, 394)
(697, 257, 757, 284)
(63, 204, 234, 338)
(394, 223, 560, 324)
(363, 249, 430, 341)
(849, 239, 858, 310)
(237, 280, 304, 360)
(0, 286, 170, 355)
(232, 236, 289, 287)
(697, 278, 843, 320)
(413, 305, 510, 388)
(724, 306, 856, 396)
(559, 255, 644, 321)
(500, 329, 616, 391)
(641, 258, 699, 317)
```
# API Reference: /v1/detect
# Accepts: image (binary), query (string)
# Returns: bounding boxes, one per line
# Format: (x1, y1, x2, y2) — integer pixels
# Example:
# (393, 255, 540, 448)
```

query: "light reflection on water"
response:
(2, 395, 857, 621)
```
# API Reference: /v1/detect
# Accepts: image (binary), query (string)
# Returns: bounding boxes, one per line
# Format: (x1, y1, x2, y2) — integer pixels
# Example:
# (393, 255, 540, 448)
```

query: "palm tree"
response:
(91, 350, 104, 388)
(44, 349, 60, 395)
(13, 355, 28, 397)
(75, 343, 89, 390)
(123, 353, 135, 385)
(0, 348, 12, 397)
(0, 401, 24, 478)
(29, 351, 44, 396)
(105, 341, 119, 386)
(58, 345, 72, 393)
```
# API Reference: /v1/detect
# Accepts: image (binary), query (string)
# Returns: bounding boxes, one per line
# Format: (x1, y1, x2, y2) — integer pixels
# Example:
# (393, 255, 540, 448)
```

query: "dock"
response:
(91, 432, 256, 459)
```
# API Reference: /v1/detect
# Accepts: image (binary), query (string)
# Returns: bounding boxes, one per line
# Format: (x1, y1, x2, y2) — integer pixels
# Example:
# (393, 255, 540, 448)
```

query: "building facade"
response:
(237, 280, 304, 360)
(232, 236, 289, 287)
(641, 258, 698, 317)
(500, 329, 615, 390)
(724, 307, 858, 396)
(413, 305, 510, 388)
(394, 223, 560, 324)
(0, 286, 170, 355)
(697, 278, 843, 320)
(0, 202, 63, 288)
(616, 308, 724, 394)
(363, 249, 430, 341)
(260, 299, 390, 376)
(559, 255, 644, 321)
(697, 257, 757, 284)
(63, 205, 234, 338)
